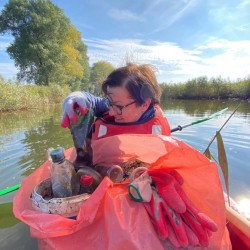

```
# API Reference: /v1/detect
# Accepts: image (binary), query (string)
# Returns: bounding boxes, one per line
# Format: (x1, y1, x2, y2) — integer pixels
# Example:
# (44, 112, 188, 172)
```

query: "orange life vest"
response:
(92, 105, 171, 140)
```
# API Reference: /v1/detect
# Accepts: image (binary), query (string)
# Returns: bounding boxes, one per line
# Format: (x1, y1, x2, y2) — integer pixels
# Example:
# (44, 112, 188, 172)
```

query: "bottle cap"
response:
(50, 147, 65, 163)
(80, 174, 93, 185)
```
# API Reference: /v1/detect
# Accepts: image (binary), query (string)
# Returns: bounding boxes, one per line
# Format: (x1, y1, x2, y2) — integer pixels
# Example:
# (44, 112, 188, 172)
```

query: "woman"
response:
(13, 64, 231, 250)
(61, 63, 171, 139)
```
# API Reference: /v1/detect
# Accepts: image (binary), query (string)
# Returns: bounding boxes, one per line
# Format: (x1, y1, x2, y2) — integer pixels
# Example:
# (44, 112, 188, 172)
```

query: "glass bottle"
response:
(79, 174, 94, 194)
(50, 147, 80, 198)
(93, 165, 124, 183)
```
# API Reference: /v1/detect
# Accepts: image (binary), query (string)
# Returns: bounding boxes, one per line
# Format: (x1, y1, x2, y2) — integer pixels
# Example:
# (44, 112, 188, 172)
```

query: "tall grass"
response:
(161, 76, 250, 100)
(1, 75, 249, 112)
(0, 77, 71, 112)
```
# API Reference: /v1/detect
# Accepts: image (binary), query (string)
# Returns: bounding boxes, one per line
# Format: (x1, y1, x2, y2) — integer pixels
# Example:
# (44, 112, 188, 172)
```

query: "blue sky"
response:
(1, 0, 250, 83)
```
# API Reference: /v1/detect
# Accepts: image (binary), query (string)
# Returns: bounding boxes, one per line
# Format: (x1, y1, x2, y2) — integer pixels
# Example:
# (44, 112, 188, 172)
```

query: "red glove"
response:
(148, 169, 186, 213)
(143, 189, 189, 248)
(178, 185, 218, 247)
(147, 169, 218, 247)
(176, 183, 218, 232)
(61, 91, 90, 128)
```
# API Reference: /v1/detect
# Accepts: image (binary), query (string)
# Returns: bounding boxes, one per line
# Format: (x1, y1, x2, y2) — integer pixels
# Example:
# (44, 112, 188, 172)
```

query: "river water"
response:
(0, 100, 249, 249)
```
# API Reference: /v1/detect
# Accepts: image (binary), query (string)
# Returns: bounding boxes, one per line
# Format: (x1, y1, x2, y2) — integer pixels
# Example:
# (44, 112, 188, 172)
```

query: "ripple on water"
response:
(0, 132, 32, 190)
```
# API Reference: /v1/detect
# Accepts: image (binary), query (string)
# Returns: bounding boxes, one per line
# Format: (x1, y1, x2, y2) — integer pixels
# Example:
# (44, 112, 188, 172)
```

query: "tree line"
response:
(161, 76, 250, 100)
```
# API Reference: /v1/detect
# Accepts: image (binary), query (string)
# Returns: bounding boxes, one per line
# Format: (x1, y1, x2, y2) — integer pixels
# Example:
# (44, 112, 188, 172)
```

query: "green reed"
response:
(161, 76, 250, 100)
(0, 78, 71, 112)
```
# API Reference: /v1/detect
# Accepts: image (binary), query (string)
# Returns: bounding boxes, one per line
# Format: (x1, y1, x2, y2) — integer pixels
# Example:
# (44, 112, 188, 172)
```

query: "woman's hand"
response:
(61, 91, 90, 128)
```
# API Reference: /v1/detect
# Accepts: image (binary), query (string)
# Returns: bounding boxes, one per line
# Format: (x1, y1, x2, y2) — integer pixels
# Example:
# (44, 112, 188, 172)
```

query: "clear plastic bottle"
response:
(79, 174, 94, 194)
(93, 165, 124, 183)
(50, 147, 80, 198)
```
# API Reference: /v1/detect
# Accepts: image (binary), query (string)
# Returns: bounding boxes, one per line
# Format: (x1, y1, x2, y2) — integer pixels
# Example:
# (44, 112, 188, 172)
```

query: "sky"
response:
(1, 0, 250, 83)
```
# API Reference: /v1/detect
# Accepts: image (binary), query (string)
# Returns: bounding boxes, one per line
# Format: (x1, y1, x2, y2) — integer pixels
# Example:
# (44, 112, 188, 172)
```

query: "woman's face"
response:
(106, 86, 149, 123)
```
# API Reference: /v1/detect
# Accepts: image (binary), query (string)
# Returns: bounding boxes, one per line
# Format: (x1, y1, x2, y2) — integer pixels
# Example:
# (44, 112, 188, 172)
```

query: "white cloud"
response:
(0, 42, 9, 51)
(84, 37, 250, 82)
(0, 63, 18, 80)
(0, 35, 13, 50)
(195, 38, 250, 78)
(0, 35, 14, 51)
(1, 36, 249, 83)
(238, 0, 250, 8)
(108, 9, 144, 22)
(0, 36, 17, 80)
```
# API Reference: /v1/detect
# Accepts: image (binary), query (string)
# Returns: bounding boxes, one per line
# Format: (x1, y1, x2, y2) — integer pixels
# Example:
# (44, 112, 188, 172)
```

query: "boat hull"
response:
(226, 204, 250, 249)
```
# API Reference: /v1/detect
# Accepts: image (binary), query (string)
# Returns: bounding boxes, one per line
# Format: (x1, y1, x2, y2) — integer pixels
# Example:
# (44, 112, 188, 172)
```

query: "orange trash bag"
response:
(13, 134, 231, 249)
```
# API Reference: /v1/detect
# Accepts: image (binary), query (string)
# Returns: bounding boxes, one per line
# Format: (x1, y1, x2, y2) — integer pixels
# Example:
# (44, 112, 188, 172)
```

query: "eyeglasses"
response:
(107, 99, 136, 115)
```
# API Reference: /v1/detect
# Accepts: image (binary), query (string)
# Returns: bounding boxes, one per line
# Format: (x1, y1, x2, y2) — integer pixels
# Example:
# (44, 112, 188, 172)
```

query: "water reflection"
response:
(0, 203, 20, 229)
(161, 99, 250, 117)
(0, 106, 73, 189)
(20, 116, 73, 176)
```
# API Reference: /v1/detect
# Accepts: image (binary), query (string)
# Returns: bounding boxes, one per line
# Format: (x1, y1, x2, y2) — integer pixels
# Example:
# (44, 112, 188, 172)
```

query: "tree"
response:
(89, 61, 114, 95)
(0, 0, 89, 85)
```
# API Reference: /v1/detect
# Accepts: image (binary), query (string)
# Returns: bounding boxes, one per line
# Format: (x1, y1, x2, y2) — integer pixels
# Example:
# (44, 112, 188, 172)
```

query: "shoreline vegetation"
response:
(161, 76, 250, 100)
(0, 76, 249, 112)
(0, 78, 71, 112)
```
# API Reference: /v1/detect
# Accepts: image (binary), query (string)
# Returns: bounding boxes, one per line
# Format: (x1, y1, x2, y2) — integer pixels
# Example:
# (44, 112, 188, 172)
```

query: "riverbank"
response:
(0, 81, 71, 112)
(1, 76, 249, 112)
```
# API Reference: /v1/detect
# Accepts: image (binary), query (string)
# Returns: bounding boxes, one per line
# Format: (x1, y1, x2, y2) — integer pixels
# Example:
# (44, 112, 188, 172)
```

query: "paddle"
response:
(170, 107, 228, 133)
(0, 184, 21, 196)
(0, 107, 228, 196)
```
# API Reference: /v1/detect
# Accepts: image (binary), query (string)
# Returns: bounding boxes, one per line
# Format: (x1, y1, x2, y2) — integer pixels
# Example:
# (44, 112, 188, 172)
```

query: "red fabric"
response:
(13, 135, 231, 249)
(92, 105, 171, 140)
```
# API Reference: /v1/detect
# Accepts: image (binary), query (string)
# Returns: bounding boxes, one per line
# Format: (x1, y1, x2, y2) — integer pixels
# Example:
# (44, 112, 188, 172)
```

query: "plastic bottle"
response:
(79, 174, 94, 194)
(49, 147, 80, 198)
(76, 167, 103, 190)
(93, 165, 124, 183)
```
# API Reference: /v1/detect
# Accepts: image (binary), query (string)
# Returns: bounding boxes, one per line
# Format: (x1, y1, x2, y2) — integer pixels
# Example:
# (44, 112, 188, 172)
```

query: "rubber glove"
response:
(143, 189, 189, 247)
(178, 185, 218, 247)
(128, 171, 152, 202)
(148, 169, 186, 213)
(61, 91, 90, 128)
(148, 169, 218, 247)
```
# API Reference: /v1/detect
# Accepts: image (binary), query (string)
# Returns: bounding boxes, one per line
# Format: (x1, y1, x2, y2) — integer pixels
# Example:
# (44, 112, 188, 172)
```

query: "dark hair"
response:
(102, 63, 161, 105)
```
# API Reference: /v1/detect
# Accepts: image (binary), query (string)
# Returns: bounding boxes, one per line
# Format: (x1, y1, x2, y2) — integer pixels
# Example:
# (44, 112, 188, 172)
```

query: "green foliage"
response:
(0, 79, 71, 112)
(89, 61, 115, 95)
(0, 0, 89, 85)
(66, 41, 90, 91)
(161, 76, 250, 100)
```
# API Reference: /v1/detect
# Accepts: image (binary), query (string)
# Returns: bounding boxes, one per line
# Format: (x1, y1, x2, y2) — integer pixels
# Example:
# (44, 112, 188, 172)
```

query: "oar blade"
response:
(0, 184, 21, 196)
(191, 108, 228, 126)
(171, 108, 228, 133)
